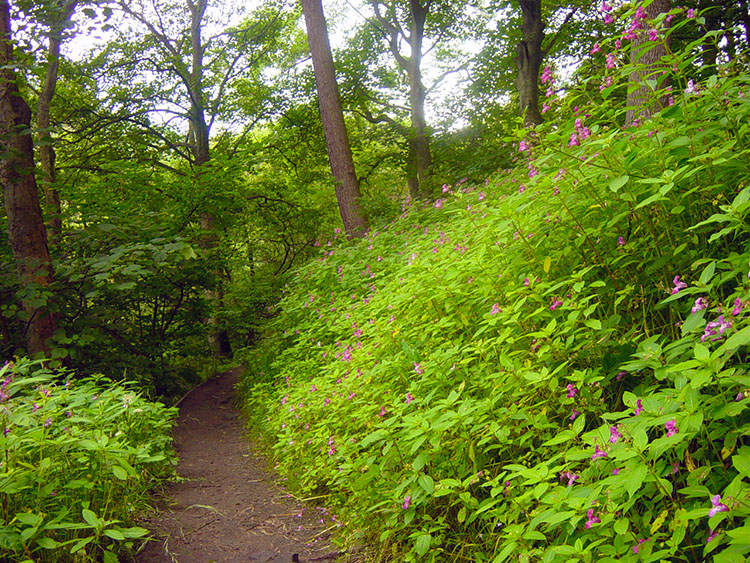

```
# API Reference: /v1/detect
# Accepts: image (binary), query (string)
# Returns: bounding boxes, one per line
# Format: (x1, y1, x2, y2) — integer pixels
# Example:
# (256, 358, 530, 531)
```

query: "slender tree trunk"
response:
(188, 0, 232, 358)
(37, 0, 77, 245)
(302, 0, 369, 237)
(407, 0, 432, 199)
(516, 0, 545, 127)
(626, 0, 671, 125)
(0, 0, 57, 358)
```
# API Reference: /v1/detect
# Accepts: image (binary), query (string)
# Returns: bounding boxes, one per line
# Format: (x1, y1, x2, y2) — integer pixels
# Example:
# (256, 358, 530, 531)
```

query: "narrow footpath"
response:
(136, 368, 345, 563)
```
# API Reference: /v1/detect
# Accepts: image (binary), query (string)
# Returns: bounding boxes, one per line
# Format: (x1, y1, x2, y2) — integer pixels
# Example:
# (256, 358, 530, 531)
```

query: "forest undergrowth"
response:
(240, 8, 750, 562)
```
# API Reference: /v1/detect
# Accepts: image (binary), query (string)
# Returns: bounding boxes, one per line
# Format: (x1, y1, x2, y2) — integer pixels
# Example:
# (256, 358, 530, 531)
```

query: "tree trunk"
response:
(37, 0, 77, 245)
(302, 0, 369, 237)
(188, 0, 232, 358)
(626, 0, 671, 125)
(407, 0, 432, 199)
(516, 0, 545, 127)
(0, 0, 57, 358)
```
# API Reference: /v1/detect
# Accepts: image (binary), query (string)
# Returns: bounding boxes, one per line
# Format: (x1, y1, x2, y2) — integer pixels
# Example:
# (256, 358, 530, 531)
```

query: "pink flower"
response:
(691, 297, 708, 313)
(519, 140, 529, 152)
(490, 303, 502, 315)
(609, 426, 622, 444)
(413, 362, 423, 375)
(687, 8, 695, 18)
(584, 508, 600, 528)
(665, 419, 678, 437)
(405, 392, 414, 404)
(541, 103, 551, 113)
(606, 53, 616, 69)
(708, 494, 729, 518)
(559, 471, 579, 486)
(590, 42, 601, 54)
(569, 408, 580, 421)
(604, 13, 614, 24)
(648, 28, 658, 41)
(433, 199, 444, 209)
(633, 538, 649, 554)
(523, 278, 530, 287)
(617, 236, 625, 246)
(550, 297, 563, 311)
(541, 66, 554, 84)
(685, 79, 700, 95)
(731, 298, 743, 316)
(402, 495, 411, 510)
(634, 398, 643, 415)
(671, 275, 687, 294)
(706, 529, 720, 543)
(379, 406, 387, 417)
(592, 445, 608, 460)
(566, 384, 578, 398)
(599, 2, 612, 13)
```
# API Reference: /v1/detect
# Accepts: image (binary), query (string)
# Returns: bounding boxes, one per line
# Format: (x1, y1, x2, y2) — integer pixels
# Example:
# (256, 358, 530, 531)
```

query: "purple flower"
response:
(550, 297, 564, 311)
(592, 445, 608, 460)
(590, 42, 601, 54)
(566, 384, 578, 398)
(634, 398, 643, 415)
(731, 298, 743, 316)
(706, 529, 719, 543)
(617, 236, 625, 246)
(599, 2, 611, 13)
(633, 538, 649, 554)
(405, 393, 414, 404)
(665, 419, 678, 437)
(559, 471, 579, 486)
(32, 403, 40, 412)
(413, 363, 423, 375)
(402, 495, 411, 510)
(685, 79, 700, 95)
(584, 508, 600, 529)
(540, 66, 554, 84)
(523, 278, 530, 287)
(606, 53, 617, 69)
(44, 418, 52, 428)
(490, 303, 502, 315)
(691, 297, 708, 313)
(570, 408, 580, 421)
(379, 406, 387, 417)
(687, 8, 695, 18)
(671, 275, 688, 294)
(702, 315, 732, 342)
(612, 468, 620, 476)
(609, 426, 622, 444)
(519, 140, 529, 152)
(648, 29, 659, 41)
(708, 494, 729, 518)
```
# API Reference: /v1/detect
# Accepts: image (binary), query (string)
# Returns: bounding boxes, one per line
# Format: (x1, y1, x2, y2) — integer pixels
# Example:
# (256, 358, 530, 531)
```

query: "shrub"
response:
(0, 358, 177, 562)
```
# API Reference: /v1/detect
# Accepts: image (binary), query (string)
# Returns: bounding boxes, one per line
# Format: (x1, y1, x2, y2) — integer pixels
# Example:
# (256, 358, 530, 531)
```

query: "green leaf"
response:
(415, 533, 431, 556)
(608, 175, 629, 193)
(614, 519, 629, 535)
(720, 326, 750, 353)
(81, 509, 100, 530)
(69, 536, 94, 554)
(418, 474, 434, 494)
(626, 464, 647, 499)
(698, 262, 716, 284)
(112, 466, 128, 481)
(104, 529, 125, 541)
(732, 453, 750, 478)
(36, 537, 60, 549)
(492, 541, 518, 562)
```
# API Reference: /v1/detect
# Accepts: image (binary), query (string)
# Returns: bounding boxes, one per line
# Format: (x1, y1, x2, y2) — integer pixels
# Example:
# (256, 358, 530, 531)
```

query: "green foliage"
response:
(240, 8, 750, 561)
(0, 358, 177, 562)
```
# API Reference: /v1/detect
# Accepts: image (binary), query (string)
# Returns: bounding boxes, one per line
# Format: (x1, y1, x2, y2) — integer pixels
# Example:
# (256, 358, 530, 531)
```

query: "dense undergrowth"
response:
(240, 7, 750, 562)
(0, 359, 177, 562)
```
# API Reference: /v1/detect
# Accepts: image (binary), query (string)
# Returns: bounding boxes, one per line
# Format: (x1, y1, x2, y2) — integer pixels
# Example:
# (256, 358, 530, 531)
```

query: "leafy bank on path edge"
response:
(239, 8, 750, 563)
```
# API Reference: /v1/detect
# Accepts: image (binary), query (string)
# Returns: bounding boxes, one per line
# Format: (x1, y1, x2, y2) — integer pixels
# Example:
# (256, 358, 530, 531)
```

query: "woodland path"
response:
(135, 368, 345, 563)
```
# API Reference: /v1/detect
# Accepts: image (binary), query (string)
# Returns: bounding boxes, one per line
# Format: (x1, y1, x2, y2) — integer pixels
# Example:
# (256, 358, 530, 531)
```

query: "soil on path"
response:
(136, 368, 343, 563)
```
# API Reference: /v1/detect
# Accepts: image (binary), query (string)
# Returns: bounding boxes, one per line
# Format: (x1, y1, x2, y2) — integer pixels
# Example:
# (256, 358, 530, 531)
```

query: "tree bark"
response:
(187, 0, 232, 358)
(516, 0, 545, 127)
(302, 0, 369, 237)
(406, 0, 432, 198)
(626, 0, 671, 125)
(0, 0, 57, 358)
(369, 0, 433, 199)
(37, 0, 77, 245)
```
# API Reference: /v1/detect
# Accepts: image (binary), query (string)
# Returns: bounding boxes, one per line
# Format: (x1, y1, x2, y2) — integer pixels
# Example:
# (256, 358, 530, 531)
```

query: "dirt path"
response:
(136, 368, 342, 563)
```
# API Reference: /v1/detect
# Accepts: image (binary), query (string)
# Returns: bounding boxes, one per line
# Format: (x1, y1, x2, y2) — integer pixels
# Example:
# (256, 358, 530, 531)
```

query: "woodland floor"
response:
(135, 368, 354, 563)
